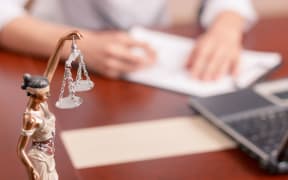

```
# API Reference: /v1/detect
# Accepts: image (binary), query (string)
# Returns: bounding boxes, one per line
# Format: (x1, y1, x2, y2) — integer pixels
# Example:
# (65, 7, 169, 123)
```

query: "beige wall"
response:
(168, 0, 288, 24)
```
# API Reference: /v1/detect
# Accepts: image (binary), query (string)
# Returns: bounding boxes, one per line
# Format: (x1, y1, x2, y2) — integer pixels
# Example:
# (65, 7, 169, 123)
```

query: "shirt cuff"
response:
(200, 0, 258, 31)
(0, 3, 26, 31)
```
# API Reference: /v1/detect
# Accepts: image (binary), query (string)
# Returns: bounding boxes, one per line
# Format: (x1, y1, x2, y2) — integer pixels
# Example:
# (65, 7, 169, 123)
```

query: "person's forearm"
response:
(209, 11, 246, 34)
(0, 15, 82, 58)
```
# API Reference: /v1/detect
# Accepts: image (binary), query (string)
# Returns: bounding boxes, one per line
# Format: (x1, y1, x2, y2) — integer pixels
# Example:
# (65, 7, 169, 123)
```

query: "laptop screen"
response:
(192, 89, 273, 118)
(274, 90, 288, 100)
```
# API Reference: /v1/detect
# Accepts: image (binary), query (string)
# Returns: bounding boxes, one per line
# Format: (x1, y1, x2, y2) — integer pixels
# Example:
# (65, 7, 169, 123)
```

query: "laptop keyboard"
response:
(226, 108, 288, 154)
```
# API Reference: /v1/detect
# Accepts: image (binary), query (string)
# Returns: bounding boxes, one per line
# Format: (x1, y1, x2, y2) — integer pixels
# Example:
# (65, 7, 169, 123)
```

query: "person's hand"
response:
(80, 31, 156, 78)
(187, 11, 245, 81)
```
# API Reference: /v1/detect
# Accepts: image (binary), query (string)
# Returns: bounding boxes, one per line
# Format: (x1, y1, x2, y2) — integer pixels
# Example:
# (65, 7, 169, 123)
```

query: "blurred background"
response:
(168, 0, 288, 24)
(25, 0, 288, 25)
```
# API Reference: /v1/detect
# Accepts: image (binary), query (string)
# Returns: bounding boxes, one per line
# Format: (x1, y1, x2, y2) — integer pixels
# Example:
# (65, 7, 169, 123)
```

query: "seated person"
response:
(0, 0, 256, 80)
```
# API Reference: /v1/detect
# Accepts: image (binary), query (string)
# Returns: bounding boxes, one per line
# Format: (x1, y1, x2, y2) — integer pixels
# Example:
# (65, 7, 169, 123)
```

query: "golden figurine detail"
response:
(18, 74, 57, 180)
(17, 31, 93, 180)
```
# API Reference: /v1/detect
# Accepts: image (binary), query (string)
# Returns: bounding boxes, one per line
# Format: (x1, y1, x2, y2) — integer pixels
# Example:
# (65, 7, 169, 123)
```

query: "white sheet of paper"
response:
(126, 27, 281, 97)
(61, 116, 236, 169)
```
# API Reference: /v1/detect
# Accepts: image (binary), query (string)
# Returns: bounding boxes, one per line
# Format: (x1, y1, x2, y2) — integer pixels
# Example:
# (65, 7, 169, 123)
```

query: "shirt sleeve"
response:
(200, 0, 258, 31)
(0, 0, 27, 30)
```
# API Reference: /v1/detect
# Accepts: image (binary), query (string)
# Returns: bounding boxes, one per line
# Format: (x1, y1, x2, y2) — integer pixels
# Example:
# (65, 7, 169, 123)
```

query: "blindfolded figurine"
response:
(16, 31, 93, 180)
(17, 73, 58, 180)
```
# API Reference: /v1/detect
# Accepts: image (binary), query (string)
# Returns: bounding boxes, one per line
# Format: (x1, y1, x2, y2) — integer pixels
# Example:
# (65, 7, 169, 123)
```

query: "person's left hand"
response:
(186, 11, 245, 81)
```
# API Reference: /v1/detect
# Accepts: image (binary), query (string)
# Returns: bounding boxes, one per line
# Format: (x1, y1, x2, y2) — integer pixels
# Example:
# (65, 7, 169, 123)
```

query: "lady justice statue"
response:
(17, 31, 94, 180)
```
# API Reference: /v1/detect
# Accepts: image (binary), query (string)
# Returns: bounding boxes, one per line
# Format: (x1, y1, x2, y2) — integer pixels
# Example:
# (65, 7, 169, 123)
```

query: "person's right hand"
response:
(80, 31, 156, 78)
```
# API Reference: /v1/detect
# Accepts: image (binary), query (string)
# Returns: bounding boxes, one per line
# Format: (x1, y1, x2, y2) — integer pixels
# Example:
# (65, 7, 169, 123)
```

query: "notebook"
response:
(190, 78, 288, 173)
(126, 27, 281, 97)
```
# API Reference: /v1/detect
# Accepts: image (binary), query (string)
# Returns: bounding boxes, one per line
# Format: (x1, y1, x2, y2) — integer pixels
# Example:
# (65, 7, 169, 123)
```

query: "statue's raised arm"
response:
(44, 31, 83, 82)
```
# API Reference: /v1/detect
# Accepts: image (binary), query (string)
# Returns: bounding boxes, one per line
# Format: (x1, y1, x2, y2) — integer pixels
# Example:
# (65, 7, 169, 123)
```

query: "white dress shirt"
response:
(201, 0, 257, 30)
(0, 0, 257, 31)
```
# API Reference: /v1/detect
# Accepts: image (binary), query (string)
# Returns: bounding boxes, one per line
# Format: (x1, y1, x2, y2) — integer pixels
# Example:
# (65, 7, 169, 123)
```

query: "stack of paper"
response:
(126, 27, 281, 97)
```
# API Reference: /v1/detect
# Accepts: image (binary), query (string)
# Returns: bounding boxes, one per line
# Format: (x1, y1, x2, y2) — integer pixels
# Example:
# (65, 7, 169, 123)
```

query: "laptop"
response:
(190, 78, 288, 173)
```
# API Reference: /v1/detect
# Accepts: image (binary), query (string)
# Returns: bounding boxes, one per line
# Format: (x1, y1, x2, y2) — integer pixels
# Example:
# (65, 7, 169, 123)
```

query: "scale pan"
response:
(74, 80, 94, 92)
(55, 95, 83, 109)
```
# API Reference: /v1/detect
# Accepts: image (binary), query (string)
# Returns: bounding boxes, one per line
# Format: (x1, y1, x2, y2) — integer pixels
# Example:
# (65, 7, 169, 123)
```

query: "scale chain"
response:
(80, 54, 92, 82)
(58, 66, 68, 101)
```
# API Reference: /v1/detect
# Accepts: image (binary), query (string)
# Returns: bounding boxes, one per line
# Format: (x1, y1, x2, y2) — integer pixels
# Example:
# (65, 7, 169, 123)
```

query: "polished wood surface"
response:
(1, 18, 288, 179)
(76, 19, 288, 180)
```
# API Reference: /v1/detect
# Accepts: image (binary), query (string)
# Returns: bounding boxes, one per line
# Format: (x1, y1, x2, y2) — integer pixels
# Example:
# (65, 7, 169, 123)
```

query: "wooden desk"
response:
(1, 18, 288, 180)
